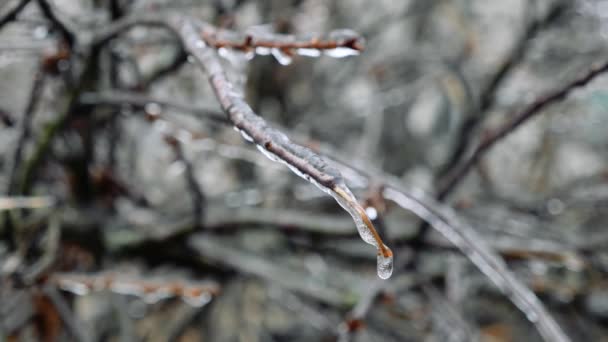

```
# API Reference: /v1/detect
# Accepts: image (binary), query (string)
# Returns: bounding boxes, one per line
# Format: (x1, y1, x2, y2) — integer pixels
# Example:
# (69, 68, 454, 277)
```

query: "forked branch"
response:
(439, 59, 608, 198)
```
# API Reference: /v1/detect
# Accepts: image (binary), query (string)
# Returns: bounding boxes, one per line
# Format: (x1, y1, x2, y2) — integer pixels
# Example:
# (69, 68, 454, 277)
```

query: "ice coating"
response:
(296, 48, 321, 57)
(382, 187, 569, 342)
(252, 139, 394, 279)
(377, 250, 394, 279)
(324, 47, 360, 58)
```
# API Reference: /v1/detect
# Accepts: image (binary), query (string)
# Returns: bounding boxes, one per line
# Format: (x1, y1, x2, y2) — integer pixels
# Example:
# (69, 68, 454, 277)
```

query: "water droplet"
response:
(187, 55, 196, 64)
(377, 249, 394, 279)
(195, 40, 205, 49)
(33, 26, 48, 39)
(145, 102, 162, 116)
(296, 48, 321, 57)
(271, 48, 292, 65)
(546, 198, 565, 215)
(365, 206, 378, 220)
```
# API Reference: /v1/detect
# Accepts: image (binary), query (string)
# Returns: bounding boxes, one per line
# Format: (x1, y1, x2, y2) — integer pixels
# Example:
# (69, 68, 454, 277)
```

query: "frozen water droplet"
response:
(324, 47, 359, 58)
(255, 47, 272, 55)
(296, 48, 321, 57)
(195, 40, 205, 49)
(546, 198, 565, 215)
(187, 55, 196, 63)
(182, 292, 212, 307)
(145, 102, 162, 116)
(377, 249, 394, 279)
(365, 206, 378, 220)
(59, 280, 90, 296)
(271, 48, 292, 65)
(33, 26, 48, 39)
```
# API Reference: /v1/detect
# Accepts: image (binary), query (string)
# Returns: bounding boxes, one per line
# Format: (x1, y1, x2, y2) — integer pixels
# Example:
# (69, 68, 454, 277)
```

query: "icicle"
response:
(324, 47, 360, 58)
(330, 184, 394, 279)
(377, 250, 394, 280)
(271, 48, 293, 65)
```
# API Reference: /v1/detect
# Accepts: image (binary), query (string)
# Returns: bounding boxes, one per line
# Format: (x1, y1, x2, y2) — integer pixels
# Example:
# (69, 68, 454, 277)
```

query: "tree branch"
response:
(438, 58, 608, 199)
(0, 0, 31, 29)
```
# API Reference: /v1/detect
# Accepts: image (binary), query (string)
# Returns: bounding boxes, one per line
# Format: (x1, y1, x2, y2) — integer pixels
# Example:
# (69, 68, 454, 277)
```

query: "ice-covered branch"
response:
(51, 272, 220, 307)
(177, 19, 393, 279)
(199, 22, 364, 62)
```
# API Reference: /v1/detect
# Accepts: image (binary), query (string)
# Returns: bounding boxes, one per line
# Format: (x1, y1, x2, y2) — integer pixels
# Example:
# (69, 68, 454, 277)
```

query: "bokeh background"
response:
(2, 0, 608, 341)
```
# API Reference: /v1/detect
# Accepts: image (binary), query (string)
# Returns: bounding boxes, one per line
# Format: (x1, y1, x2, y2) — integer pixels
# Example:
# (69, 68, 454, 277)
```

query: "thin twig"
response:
(78, 90, 227, 123)
(438, 58, 608, 198)
(0, 0, 31, 29)
(166, 136, 206, 227)
(141, 47, 188, 88)
(35, 0, 75, 47)
(41, 286, 91, 342)
(438, 0, 567, 182)
(6, 69, 46, 195)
